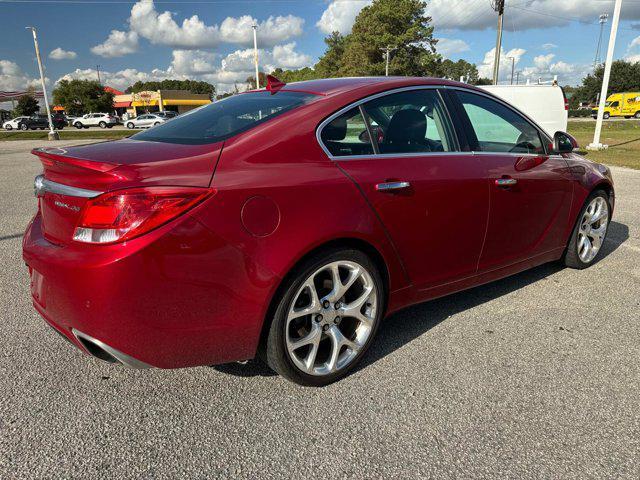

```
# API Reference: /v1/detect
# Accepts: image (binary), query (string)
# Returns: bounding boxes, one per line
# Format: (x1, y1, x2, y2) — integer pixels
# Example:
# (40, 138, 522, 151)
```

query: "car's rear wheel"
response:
(20, 124, 28, 131)
(266, 249, 384, 386)
(98, 121, 107, 128)
(564, 190, 610, 269)
(126, 122, 134, 129)
(5, 125, 12, 130)
(635, 111, 640, 119)
(603, 112, 610, 119)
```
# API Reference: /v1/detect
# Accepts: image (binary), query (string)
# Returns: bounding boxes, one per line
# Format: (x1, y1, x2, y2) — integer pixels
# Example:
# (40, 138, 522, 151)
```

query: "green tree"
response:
(574, 60, 640, 103)
(14, 93, 40, 116)
(245, 71, 268, 89)
(52, 79, 114, 116)
(435, 59, 479, 83)
(315, 32, 347, 77)
(126, 79, 215, 98)
(339, 0, 438, 77)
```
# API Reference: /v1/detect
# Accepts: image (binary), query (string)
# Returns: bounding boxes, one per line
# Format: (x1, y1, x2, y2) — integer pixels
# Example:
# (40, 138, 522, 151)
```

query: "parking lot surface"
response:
(1, 140, 639, 479)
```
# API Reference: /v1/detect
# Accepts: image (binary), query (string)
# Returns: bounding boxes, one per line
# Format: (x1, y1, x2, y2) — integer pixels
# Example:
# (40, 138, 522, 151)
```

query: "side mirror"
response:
(553, 131, 578, 154)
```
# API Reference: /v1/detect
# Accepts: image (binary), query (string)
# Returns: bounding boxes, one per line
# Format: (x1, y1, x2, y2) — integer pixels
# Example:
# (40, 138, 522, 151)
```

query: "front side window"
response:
(134, 90, 317, 145)
(320, 107, 374, 157)
(456, 91, 544, 154)
(362, 89, 457, 154)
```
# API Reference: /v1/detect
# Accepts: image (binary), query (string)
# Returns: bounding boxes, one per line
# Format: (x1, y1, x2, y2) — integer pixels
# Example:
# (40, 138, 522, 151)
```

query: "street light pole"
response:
(26, 26, 58, 141)
(508, 56, 515, 85)
(380, 45, 397, 76)
(491, 0, 505, 85)
(588, 0, 623, 151)
(593, 13, 609, 72)
(252, 24, 260, 89)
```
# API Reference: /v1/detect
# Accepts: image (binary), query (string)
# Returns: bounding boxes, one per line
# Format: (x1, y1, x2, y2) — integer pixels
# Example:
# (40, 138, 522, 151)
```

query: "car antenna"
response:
(266, 75, 286, 94)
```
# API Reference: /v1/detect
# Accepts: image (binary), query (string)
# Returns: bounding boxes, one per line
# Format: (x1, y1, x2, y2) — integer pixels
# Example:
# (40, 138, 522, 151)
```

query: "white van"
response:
(479, 84, 569, 137)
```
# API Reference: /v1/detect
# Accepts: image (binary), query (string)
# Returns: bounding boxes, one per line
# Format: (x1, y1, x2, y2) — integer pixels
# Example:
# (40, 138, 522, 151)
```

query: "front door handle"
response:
(494, 178, 517, 187)
(375, 181, 411, 192)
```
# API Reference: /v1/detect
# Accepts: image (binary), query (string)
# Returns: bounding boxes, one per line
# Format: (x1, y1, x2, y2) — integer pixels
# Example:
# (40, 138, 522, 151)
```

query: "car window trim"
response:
(446, 86, 552, 155)
(317, 85, 461, 160)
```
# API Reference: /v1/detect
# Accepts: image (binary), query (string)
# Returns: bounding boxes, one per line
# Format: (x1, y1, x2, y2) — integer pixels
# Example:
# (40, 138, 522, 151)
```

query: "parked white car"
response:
(125, 114, 167, 129)
(73, 113, 118, 129)
(479, 84, 568, 136)
(3, 116, 29, 130)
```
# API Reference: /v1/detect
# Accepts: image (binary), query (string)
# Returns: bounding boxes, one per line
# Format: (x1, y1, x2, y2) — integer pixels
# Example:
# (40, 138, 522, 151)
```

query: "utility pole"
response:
(96, 64, 101, 84)
(491, 0, 505, 85)
(515, 71, 521, 85)
(507, 56, 515, 84)
(26, 26, 57, 141)
(588, 0, 623, 150)
(252, 24, 260, 89)
(593, 13, 609, 72)
(380, 45, 397, 76)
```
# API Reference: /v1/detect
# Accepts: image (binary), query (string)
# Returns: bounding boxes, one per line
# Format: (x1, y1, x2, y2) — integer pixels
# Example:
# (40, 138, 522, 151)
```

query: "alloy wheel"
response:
(285, 260, 378, 376)
(577, 196, 609, 263)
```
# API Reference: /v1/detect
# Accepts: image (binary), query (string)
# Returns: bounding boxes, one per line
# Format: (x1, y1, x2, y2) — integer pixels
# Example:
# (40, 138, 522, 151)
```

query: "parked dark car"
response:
(17, 114, 65, 131)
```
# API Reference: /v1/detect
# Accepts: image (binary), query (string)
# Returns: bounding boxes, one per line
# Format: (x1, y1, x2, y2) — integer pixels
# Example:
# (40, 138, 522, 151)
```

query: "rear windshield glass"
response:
(132, 91, 317, 145)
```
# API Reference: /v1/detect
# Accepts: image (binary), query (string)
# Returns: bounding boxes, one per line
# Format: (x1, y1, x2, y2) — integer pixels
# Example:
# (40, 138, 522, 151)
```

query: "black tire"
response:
(635, 111, 640, 119)
(107, 125, 113, 128)
(603, 112, 610, 119)
(98, 121, 107, 128)
(563, 190, 611, 269)
(154, 122, 161, 126)
(39, 127, 45, 130)
(265, 248, 385, 386)
(5, 125, 12, 131)
(126, 122, 135, 129)
(74, 122, 83, 129)
(57, 125, 64, 130)
(20, 123, 28, 131)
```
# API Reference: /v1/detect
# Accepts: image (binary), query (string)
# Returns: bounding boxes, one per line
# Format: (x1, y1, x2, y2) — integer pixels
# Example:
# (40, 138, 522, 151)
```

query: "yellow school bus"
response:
(592, 92, 640, 119)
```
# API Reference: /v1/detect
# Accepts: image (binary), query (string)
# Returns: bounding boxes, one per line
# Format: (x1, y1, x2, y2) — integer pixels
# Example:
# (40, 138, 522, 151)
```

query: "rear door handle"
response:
(375, 181, 411, 192)
(494, 178, 517, 187)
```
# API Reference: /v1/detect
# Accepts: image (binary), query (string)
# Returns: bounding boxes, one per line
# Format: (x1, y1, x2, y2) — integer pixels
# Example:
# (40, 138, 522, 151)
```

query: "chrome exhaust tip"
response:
(72, 329, 152, 369)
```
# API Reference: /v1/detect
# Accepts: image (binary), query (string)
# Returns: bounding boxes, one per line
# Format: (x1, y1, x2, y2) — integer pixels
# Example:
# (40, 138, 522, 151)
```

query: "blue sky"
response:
(1, 0, 640, 100)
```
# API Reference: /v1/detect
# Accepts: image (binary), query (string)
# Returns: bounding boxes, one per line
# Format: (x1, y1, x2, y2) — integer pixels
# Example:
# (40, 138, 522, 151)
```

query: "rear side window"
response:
(320, 107, 374, 157)
(134, 91, 317, 145)
(456, 91, 544, 154)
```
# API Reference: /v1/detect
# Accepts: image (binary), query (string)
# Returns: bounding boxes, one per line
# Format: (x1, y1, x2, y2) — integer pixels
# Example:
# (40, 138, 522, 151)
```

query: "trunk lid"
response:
(34, 138, 222, 244)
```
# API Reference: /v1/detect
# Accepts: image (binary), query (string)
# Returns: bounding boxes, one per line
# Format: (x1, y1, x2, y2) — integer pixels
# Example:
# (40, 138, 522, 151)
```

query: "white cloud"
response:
(219, 15, 304, 47)
(170, 50, 218, 75)
(477, 47, 526, 80)
(316, 0, 371, 35)
(58, 67, 170, 91)
(129, 0, 219, 49)
(0, 60, 44, 91)
(426, 0, 640, 31)
(542, 43, 558, 50)
(519, 53, 590, 85)
(126, 0, 303, 49)
(49, 48, 77, 60)
(91, 30, 139, 58)
(626, 35, 640, 62)
(436, 38, 470, 58)
(58, 42, 312, 94)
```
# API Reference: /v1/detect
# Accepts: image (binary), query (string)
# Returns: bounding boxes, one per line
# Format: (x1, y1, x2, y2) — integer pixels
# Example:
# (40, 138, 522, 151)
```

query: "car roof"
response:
(267, 76, 471, 96)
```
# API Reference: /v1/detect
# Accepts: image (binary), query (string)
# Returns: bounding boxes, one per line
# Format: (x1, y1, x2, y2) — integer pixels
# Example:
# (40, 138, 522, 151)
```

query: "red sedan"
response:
(23, 77, 614, 386)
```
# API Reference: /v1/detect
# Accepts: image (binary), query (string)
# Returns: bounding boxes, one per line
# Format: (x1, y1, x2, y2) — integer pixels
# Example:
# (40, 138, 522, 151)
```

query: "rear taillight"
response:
(564, 97, 569, 111)
(73, 186, 214, 244)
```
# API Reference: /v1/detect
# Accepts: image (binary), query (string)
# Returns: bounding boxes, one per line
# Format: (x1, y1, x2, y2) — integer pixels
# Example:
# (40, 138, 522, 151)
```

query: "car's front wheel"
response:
(266, 249, 384, 386)
(20, 124, 28, 131)
(74, 122, 83, 129)
(564, 190, 611, 269)
(126, 122, 135, 129)
(5, 124, 12, 130)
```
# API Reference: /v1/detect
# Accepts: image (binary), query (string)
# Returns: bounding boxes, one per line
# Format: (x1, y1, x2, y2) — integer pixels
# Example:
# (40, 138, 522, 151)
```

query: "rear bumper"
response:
(23, 212, 278, 369)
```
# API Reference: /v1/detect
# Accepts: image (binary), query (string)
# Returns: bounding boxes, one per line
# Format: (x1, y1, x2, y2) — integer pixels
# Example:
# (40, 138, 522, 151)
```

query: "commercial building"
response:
(113, 90, 211, 118)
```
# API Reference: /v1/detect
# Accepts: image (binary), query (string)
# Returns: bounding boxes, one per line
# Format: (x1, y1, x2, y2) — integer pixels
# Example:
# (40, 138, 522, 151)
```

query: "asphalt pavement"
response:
(1, 140, 638, 479)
